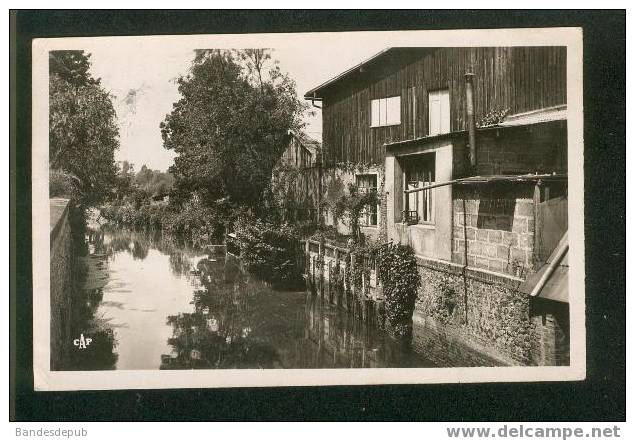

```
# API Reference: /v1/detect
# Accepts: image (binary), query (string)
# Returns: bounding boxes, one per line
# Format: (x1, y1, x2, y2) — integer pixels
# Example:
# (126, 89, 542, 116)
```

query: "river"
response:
(74, 226, 502, 370)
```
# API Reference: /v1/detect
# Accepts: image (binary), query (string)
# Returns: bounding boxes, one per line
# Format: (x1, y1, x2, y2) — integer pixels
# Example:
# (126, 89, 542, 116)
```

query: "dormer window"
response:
(370, 96, 401, 127)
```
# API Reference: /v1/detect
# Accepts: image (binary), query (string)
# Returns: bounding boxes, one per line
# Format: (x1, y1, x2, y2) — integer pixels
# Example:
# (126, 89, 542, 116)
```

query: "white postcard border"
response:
(32, 27, 585, 391)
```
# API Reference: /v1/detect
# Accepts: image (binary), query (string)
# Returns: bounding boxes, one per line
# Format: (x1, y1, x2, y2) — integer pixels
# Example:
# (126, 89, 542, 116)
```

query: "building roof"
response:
(497, 105, 567, 128)
(304, 47, 431, 100)
(289, 130, 321, 156)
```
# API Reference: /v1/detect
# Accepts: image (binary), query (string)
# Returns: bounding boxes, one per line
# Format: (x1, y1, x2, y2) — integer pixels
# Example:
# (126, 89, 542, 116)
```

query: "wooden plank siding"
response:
(320, 46, 566, 166)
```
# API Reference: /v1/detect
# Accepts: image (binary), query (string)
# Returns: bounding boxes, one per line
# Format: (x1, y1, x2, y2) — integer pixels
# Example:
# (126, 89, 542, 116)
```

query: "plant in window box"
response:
(402, 210, 419, 225)
(403, 181, 421, 225)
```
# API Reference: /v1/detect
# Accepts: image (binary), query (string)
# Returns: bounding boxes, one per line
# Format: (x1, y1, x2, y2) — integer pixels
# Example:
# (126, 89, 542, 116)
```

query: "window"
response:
(404, 154, 435, 224)
(428, 89, 450, 136)
(371, 96, 401, 127)
(356, 174, 378, 227)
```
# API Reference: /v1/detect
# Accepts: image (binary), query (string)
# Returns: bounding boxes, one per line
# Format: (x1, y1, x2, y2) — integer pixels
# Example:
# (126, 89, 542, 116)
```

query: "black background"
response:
(10, 10, 626, 421)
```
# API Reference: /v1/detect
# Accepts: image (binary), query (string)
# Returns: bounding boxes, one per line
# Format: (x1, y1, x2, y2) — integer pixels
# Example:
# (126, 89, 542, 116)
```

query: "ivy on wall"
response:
(330, 183, 379, 242)
(377, 241, 421, 337)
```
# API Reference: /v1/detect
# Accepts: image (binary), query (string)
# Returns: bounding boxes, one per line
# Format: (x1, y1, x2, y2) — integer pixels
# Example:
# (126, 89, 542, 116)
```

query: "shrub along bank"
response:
(234, 216, 307, 287)
(377, 242, 421, 337)
(100, 197, 229, 247)
(101, 198, 316, 288)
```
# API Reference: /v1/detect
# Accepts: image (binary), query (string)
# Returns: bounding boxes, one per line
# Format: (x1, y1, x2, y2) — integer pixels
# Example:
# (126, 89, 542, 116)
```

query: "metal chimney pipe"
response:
(465, 72, 477, 168)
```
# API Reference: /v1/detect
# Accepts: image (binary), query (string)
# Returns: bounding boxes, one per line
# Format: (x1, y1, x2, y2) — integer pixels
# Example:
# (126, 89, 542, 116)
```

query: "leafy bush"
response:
(234, 217, 303, 286)
(49, 169, 80, 199)
(100, 191, 229, 246)
(162, 197, 226, 246)
(377, 241, 421, 337)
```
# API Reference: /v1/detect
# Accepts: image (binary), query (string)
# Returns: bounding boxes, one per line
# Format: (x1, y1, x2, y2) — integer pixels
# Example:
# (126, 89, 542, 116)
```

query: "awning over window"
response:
(403, 173, 567, 194)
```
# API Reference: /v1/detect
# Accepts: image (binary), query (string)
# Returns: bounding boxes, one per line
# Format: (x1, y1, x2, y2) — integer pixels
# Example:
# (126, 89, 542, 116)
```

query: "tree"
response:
(113, 160, 136, 200)
(49, 50, 119, 205)
(160, 49, 308, 214)
(49, 50, 100, 88)
(133, 164, 174, 197)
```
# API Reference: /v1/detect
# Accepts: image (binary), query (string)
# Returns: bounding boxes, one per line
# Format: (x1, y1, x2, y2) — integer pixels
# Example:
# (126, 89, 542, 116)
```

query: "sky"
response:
(86, 38, 389, 171)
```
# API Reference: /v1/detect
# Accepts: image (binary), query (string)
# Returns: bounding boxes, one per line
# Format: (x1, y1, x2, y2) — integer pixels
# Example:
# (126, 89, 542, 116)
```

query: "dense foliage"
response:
(49, 50, 119, 205)
(160, 49, 308, 214)
(134, 164, 175, 198)
(234, 217, 304, 286)
(101, 194, 229, 246)
(377, 242, 421, 337)
(49, 169, 81, 199)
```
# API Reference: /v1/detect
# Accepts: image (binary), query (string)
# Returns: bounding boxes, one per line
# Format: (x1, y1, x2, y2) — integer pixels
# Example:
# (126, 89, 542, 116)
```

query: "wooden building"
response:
(274, 131, 322, 222)
(304, 46, 569, 366)
(280, 130, 321, 169)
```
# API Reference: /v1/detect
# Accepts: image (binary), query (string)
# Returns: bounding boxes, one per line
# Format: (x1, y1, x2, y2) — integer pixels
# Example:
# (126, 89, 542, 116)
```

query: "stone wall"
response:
(305, 238, 568, 366)
(50, 198, 74, 370)
(413, 255, 568, 366)
(452, 183, 536, 277)
(411, 312, 508, 367)
(414, 256, 531, 364)
(530, 298, 570, 366)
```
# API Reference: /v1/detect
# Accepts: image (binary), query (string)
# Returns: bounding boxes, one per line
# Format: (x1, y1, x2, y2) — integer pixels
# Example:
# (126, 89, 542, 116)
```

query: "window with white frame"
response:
(403, 154, 435, 224)
(356, 174, 378, 227)
(370, 96, 401, 127)
(428, 89, 450, 136)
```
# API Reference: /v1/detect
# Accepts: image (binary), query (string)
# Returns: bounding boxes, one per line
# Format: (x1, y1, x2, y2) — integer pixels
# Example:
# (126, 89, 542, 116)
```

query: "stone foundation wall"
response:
(414, 256, 568, 366)
(530, 298, 570, 366)
(411, 312, 509, 367)
(305, 240, 569, 366)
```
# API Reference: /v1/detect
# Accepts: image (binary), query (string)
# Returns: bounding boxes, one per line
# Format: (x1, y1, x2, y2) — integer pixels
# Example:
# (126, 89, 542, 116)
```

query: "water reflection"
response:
(77, 227, 494, 370)
(160, 252, 433, 370)
(82, 227, 205, 370)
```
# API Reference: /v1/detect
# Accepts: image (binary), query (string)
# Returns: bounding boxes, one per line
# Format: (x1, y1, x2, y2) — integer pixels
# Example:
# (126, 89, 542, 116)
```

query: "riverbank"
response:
(50, 200, 119, 370)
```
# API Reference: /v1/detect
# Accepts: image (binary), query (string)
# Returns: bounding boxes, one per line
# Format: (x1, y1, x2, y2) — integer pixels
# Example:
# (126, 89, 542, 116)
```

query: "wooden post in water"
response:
(327, 260, 332, 303)
(336, 257, 340, 305)
(305, 240, 310, 277)
(311, 256, 316, 287)
(318, 240, 323, 297)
